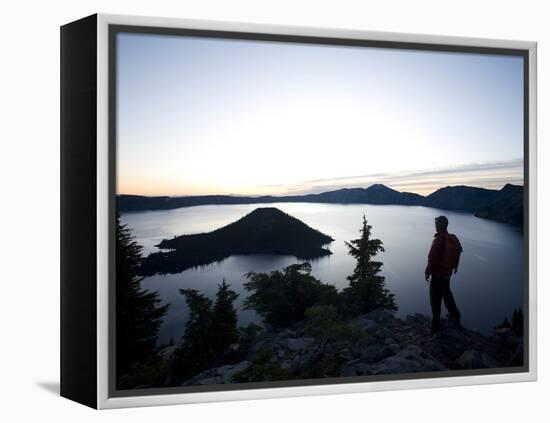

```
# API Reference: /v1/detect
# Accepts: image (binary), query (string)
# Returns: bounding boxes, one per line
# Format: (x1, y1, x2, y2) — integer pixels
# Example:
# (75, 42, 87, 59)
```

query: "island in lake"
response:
(139, 207, 334, 276)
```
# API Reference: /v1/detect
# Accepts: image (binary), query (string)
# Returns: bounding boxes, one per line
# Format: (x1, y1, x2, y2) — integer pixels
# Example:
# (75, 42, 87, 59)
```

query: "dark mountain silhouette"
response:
(118, 184, 427, 211)
(310, 184, 425, 205)
(423, 185, 498, 211)
(423, 184, 524, 226)
(119, 183, 523, 227)
(474, 184, 524, 226)
(139, 208, 333, 276)
(118, 194, 265, 212)
(118, 185, 423, 212)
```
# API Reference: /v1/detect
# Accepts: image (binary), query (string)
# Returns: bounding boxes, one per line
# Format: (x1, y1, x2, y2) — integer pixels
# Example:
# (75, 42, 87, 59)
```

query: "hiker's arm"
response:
(425, 237, 443, 280)
(454, 254, 461, 273)
(454, 238, 463, 273)
(425, 241, 434, 278)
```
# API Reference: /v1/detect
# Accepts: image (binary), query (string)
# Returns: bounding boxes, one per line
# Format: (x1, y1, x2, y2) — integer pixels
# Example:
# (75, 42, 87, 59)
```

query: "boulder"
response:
(349, 316, 377, 331)
(456, 350, 500, 369)
(337, 347, 355, 362)
(340, 360, 372, 377)
(366, 309, 395, 323)
(286, 337, 314, 352)
(159, 345, 178, 362)
(371, 346, 446, 375)
(182, 361, 250, 386)
(371, 344, 399, 362)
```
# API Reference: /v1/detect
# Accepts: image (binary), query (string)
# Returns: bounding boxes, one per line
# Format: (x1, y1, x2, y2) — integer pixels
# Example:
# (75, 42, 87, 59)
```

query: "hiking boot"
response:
(446, 314, 462, 327)
(430, 331, 442, 341)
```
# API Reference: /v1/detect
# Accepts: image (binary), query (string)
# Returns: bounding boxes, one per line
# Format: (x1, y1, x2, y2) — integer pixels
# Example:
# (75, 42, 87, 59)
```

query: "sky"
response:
(116, 32, 524, 197)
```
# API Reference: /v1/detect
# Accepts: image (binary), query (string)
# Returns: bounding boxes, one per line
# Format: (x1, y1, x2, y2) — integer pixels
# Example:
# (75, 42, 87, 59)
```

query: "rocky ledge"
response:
(167, 309, 524, 386)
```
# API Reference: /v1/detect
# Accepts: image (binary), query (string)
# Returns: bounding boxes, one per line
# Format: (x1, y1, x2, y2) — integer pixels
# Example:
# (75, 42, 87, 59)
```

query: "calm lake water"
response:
(121, 203, 524, 344)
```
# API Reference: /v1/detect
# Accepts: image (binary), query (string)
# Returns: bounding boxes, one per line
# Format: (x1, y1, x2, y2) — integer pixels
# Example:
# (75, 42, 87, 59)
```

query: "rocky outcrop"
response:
(181, 361, 251, 386)
(171, 309, 524, 386)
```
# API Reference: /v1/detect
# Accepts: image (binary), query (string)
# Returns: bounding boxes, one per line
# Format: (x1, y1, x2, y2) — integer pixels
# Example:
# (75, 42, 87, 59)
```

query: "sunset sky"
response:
(116, 32, 524, 197)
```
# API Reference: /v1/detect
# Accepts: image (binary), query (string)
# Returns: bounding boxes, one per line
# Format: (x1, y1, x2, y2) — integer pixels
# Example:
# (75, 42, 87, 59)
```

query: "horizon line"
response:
(118, 181, 523, 198)
(117, 159, 523, 198)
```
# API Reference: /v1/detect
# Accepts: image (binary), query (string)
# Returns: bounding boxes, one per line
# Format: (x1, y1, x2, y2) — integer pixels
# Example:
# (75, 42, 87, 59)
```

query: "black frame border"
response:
(107, 24, 530, 399)
(60, 13, 98, 409)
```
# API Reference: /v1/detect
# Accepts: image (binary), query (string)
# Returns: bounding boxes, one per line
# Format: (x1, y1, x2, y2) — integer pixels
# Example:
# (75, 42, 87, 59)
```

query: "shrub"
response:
(243, 262, 339, 328)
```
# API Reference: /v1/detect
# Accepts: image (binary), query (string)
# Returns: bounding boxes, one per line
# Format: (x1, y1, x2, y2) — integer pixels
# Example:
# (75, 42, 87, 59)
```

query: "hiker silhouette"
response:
(425, 215, 462, 335)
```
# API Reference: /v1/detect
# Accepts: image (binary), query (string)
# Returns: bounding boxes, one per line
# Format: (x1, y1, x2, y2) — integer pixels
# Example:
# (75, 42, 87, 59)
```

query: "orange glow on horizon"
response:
(117, 159, 523, 198)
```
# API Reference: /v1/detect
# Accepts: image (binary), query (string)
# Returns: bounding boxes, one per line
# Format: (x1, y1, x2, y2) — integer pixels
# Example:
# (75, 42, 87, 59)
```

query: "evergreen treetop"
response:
(345, 215, 385, 283)
(116, 216, 169, 389)
(342, 215, 396, 315)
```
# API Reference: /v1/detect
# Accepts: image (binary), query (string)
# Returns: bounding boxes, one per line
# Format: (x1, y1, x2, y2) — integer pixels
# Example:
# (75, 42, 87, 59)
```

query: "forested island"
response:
(118, 183, 524, 227)
(139, 208, 334, 276)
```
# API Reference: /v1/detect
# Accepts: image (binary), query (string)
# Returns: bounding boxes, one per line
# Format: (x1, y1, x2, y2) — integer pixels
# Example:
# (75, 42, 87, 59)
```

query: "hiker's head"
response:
(435, 215, 449, 233)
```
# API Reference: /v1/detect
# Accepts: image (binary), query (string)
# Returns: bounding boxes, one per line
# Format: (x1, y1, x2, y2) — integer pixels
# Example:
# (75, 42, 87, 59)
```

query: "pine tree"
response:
(171, 281, 239, 384)
(511, 308, 524, 336)
(171, 288, 215, 382)
(342, 215, 396, 315)
(501, 316, 511, 328)
(210, 280, 240, 355)
(116, 216, 169, 389)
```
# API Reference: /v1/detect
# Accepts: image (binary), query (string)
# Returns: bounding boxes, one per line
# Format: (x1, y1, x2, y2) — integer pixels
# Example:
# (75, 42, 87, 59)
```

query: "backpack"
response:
(443, 234, 462, 271)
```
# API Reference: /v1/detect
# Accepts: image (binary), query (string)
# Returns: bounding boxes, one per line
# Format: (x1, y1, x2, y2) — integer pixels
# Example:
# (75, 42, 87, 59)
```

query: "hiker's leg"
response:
(442, 277, 461, 322)
(430, 278, 443, 333)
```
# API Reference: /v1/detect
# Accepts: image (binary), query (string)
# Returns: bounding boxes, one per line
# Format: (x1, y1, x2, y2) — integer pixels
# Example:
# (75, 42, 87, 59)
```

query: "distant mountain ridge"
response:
(119, 183, 524, 227)
(473, 184, 524, 226)
(140, 207, 334, 275)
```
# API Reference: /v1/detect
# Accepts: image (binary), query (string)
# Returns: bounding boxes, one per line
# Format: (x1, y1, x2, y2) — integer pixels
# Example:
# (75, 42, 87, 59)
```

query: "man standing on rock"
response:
(425, 215, 463, 335)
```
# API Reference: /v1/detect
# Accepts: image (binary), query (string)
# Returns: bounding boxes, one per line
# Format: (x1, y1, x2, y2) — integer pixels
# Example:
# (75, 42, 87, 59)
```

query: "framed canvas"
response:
(60, 13, 537, 409)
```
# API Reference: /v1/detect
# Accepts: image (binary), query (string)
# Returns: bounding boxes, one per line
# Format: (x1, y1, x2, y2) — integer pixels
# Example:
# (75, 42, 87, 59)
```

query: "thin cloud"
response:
(252, 159, 523, 196)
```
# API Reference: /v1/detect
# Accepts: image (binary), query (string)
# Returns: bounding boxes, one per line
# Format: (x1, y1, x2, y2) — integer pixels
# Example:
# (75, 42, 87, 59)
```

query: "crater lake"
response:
(120, 202, 524, 344)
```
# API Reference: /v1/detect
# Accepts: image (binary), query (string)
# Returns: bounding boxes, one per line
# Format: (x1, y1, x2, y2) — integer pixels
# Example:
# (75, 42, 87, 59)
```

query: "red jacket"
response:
(425, 231, 463, 278)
